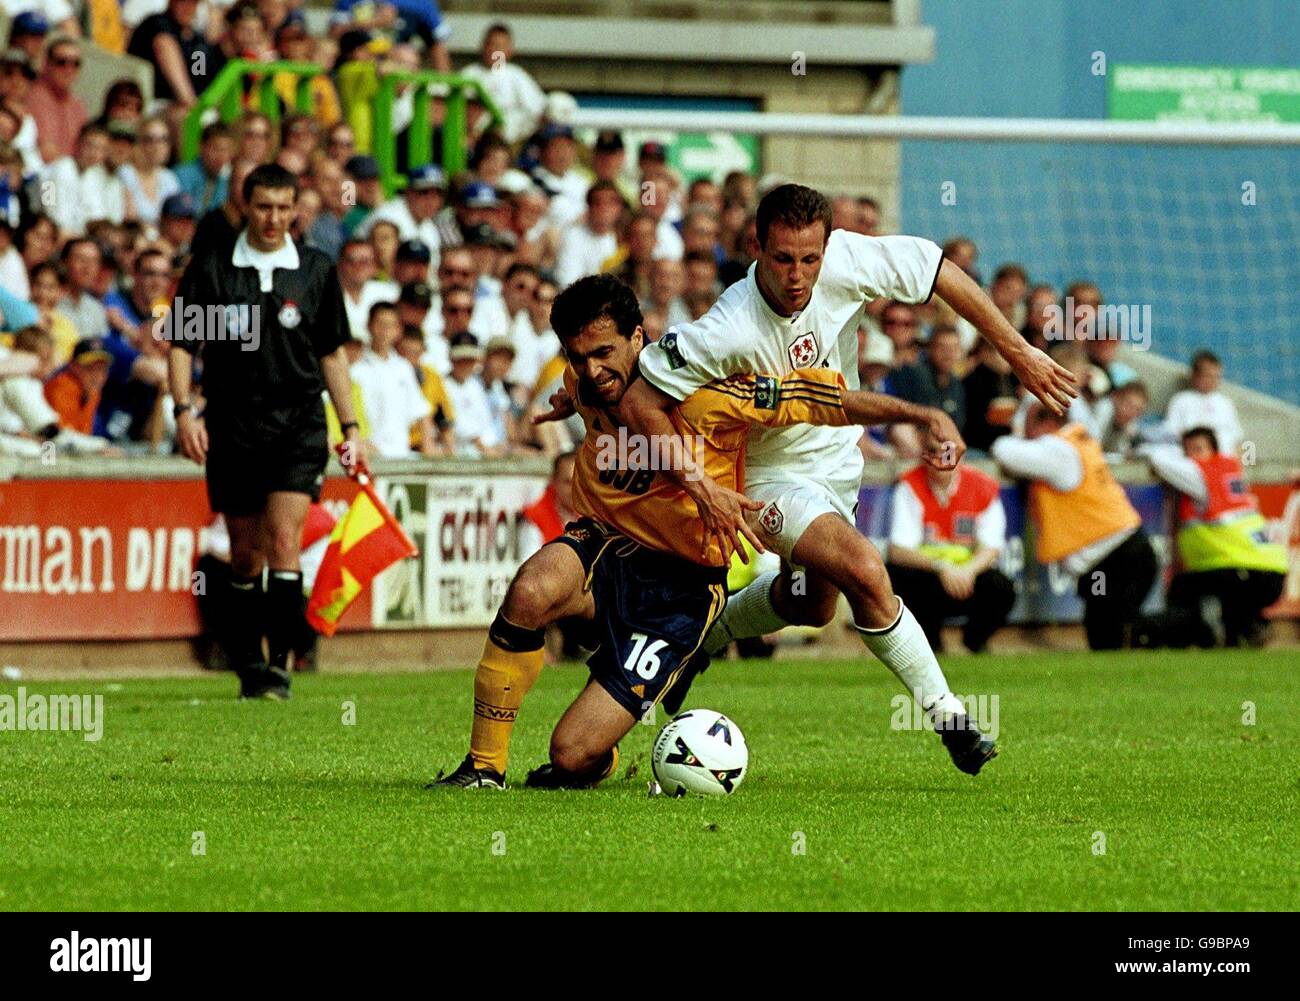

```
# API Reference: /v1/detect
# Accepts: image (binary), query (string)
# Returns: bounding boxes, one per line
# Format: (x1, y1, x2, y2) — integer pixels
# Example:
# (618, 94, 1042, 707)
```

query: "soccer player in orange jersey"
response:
(432, 275, 963, 790)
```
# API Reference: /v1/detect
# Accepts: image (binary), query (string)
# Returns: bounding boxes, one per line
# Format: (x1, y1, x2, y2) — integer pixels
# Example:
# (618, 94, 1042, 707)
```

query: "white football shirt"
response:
(637, 229, 943, 482)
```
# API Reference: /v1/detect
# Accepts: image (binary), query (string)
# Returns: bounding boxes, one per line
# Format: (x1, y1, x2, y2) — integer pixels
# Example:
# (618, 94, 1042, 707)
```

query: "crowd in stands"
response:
(0, 4, 1283, 652)
(0, 6, 1249, 472)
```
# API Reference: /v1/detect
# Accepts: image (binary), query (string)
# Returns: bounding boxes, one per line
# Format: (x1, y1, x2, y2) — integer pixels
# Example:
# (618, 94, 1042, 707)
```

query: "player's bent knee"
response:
(549, 730, 604, 776)
(502, 573, 561, 629)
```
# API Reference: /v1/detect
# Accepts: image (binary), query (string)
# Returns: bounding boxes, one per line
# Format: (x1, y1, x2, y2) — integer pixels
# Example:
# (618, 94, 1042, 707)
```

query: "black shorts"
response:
(204, 399, 328, 516)
(555, 518, 728, 719)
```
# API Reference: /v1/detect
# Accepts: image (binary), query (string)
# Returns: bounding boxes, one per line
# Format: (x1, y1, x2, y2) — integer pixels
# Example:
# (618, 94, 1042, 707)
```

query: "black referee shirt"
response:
(174, 237, 349, 410)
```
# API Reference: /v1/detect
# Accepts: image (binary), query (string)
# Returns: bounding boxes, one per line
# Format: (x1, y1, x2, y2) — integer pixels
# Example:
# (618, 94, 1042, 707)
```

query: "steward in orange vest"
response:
(1142, 426, 1285, 647)
(991, 403, 1156, 650)
(886, 463, 1016, 653)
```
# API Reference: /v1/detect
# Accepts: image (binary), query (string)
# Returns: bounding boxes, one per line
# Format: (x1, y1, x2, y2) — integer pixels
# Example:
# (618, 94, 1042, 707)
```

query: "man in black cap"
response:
(590, 130, 636, 206)
(168, 164, 360, 700)
(444, 180, 501, 248)
(396, 279, 436, 357)
(638, 140, 670, 181)
(393, 238, 431, 286)
(462, 222, 518, 325)
(8, 14, 52, 65)
(160, 193, 198, 254)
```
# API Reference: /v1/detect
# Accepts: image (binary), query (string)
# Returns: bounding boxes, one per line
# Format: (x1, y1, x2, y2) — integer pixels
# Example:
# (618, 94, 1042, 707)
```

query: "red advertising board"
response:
(2, 473, 1297, 640)
(0, 477, 365, 640)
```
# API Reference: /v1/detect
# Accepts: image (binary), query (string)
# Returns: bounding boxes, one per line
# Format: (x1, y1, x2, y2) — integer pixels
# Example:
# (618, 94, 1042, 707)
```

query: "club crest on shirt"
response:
(759, 502, 784, 536)
(788, 331, 818, 368)
(658, 331, 686, 369)
(278, 301, 302, 329)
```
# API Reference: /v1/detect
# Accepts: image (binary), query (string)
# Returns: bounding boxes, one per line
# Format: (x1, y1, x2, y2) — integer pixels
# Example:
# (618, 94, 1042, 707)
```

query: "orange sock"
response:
(469, 619, 544, 775)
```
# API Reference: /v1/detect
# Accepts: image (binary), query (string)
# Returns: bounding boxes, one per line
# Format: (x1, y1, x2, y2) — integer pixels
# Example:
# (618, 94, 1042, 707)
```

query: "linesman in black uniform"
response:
(168, 164, 361, 700)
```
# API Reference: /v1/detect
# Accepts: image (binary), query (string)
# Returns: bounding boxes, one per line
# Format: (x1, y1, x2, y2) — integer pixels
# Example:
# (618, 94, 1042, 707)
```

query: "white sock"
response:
(856, 598, 965, 725)
(705, 571, 786, 655)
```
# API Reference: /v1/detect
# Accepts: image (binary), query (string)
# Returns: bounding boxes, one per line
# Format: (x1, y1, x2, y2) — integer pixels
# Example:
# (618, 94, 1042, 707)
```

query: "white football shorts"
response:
(743, 466, 862, 563)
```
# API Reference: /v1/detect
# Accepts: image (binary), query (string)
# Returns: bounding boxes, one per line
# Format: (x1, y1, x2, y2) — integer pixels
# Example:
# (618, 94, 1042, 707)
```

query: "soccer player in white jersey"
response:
(622, 185, 1077, 774)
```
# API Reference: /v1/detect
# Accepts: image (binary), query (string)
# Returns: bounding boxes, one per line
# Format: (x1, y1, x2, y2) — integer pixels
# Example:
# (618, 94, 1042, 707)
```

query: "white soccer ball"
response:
(651, 709, 748, 797)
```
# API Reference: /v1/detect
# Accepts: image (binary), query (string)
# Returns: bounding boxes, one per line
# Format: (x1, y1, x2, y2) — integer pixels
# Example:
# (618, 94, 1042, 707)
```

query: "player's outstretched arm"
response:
(840, 390, 966, 470)
(932, 259, 1077, 415)
(620, 376, 765, 565)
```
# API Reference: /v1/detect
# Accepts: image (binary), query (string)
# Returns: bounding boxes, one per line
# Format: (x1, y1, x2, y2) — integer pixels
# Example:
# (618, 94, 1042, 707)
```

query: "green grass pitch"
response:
(2, 649, 1297, 911)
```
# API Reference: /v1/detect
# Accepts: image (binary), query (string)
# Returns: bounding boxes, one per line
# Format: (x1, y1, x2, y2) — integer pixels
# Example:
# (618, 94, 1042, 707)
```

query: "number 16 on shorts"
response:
(624, 632, 668, 679)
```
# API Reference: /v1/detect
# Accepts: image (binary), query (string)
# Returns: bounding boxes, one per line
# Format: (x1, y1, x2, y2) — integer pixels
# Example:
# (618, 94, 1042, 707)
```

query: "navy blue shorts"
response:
(555, 519, 728, 719)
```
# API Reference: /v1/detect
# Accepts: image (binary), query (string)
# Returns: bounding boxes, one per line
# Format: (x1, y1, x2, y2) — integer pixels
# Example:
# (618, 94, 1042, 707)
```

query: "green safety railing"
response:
(181, 59, 323, 159)
(181, 60, 504, 197)
(373, 70, 503, 195)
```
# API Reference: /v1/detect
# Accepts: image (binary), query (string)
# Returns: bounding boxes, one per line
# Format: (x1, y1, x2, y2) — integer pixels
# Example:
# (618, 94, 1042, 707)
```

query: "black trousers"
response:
(1077, 529, 1157, 651)
(886, 564, 1017, 653)
(1167, 568, 1284, 647)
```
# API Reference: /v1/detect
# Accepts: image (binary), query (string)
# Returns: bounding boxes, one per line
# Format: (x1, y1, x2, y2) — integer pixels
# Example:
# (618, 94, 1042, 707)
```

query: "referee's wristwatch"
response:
(173, 401, 196, 420)
(340, 421, 360, 434)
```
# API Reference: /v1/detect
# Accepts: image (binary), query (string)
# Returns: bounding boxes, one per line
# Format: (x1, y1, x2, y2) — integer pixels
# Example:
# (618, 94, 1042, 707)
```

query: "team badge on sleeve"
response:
(788, 332, 818, 368)
(278, 301, 302, 329)
(659, 331, 687, 369)
(759, 502, 784, 535)
(753, 375, 778, 410)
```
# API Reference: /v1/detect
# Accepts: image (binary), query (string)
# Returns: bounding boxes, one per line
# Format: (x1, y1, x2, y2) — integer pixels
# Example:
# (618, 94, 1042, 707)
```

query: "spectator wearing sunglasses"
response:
(28, 35, 86, 162)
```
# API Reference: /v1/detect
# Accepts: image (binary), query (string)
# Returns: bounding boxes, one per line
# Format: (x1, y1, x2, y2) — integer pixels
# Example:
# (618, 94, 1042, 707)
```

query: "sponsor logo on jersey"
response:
(658, 331, 687, 369)
(759, 502, 784, 535)
(753, 375, 778, 410)
(788, 331, 818, 368)
(278, 301, 302, 329)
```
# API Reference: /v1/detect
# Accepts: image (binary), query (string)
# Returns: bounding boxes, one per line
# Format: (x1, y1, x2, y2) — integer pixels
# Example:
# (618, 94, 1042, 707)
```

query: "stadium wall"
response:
(3, 458, 1297, 669)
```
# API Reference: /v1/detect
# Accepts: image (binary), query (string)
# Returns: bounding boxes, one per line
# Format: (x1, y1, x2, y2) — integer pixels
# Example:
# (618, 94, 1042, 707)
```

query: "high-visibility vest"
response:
(899, 464, 1001, 566)
(1029, 423, 1141, 564)
(1177, 454, 1286, 573)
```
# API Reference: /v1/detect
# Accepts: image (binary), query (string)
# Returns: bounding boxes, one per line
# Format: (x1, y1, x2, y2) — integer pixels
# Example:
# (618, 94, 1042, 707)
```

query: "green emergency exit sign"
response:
(1109, 64, 1300, 123)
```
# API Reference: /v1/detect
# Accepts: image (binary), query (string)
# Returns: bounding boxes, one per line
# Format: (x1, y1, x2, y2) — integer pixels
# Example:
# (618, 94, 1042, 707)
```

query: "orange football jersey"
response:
(565, 365, 850, 567)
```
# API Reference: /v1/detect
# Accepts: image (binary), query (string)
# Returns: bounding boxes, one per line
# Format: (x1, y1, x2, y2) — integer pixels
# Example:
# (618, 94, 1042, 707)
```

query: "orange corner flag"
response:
(307, 477, 418, 636)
